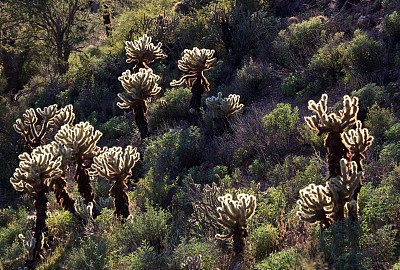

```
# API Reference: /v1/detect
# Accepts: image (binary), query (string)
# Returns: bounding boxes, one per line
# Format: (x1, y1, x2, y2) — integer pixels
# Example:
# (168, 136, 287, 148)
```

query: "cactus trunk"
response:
(232, 226, 247, 262)
(133, 100, 148, 138)
(190, 76, 204, 113)
(351, 152, 364, 202)
(110, 181, 130, 220)
(74, 161, 95, 207)
(53, 177, 75, 214)
(325, 131, 351, 178)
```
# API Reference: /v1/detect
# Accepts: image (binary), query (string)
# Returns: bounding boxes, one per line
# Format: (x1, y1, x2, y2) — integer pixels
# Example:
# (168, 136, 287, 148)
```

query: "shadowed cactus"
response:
(55, 122, 102, 207)
(171, 47, 221, 115)
(181, 254, 203, 270)
(91, 145, 140, 219)
(206, 92, 243, 134)
(74, 196, 94, 221)
(215, 193, 256, 259)
(124, 34, 167, 72)
(118, 68, 161, 138)
(297, 184, 333, 229)
(10, 144, 64, 266)
(13, 104, 75, 150)
(305, 94, 358, 178)
(342, 120, 373, 201)
(19, 231, 36, 261)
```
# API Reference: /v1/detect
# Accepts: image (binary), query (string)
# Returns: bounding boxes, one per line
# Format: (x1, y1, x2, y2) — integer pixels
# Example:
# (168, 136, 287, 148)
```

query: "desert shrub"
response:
(382, 11, 400, 42)
(233, 58, 275, 103)
(99, 116, 137, 141)
(92, 176, 111, 199)
(65, 239, 107, 269)
(333, 250, 367, 270)
(380, 142, 400, 163)
(248, 159, 270, 180)
(319, 220, 363, 265)
(361, 225, 398, 269)
(358, 182, 400, 231)
(351, 84, 389, 119)
(297, 122, 324, 150)
(262, 103, 299, 136)
(274, 16, 329, 69)
(144, 126, 202, 178)
(256, 247, 303, 270)
(122, 240, 168, 270)
(172, 237, 221, 270)
(251, 223, 279, 261)
(147, 87, 191, 131)
(46, 210, 77, 240)
(342, 30, 386, 89)
(281, 72, 306, 96)
(364, 104, 397, 144)
(256, 186, 287, 226)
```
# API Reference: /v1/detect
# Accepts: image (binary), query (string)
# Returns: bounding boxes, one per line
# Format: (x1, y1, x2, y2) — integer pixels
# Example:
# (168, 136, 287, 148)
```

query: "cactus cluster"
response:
(13, 104, 75, 149)
(74, 196, 94, 221)
(206, 92, 243, 118)
(171, 47, 220, 114)
(216, 193, 256, 256)
(19, 231, 36, 261)
(91, 145, 140, 219)
(181, 255, 203, 270)
(124, 34, 167, 71)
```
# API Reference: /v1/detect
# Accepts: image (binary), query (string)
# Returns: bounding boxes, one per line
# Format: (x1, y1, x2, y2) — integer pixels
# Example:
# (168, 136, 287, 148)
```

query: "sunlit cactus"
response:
(10, 144, 64, 265)
(19, 231, 36, 261)
(206, 92, 244, 118)
(13, 104, 75, 150)
(297, 184, 333, 229)
(74, 196, 94, 221)
(181, 254, 203, 270)
(305, 94, 359, 178)
(118, 68, 161, 138)
(215, 193, 256, 257)
(171, 47, 221, 114)
(91, 145, 140, 219)
(55, 122, 102, 206)
(124, 34, 167, 71)
(326, 159, 362, 220)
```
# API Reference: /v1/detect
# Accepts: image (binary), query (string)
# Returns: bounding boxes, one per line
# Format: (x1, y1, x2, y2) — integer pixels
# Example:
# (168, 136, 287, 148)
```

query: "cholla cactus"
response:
(10, 144, 64, 264)
(98, 197, 114, 210)
(74, 196, 94, 221)
(342, 120, 373, 201)
(305, 94, 359, 178)
(13, 104, 75, 149)
(55, 122, 102, 206)
(181, 255, 202, 270)
(124, 34, 167, 71)
(206, 92, 244, 118)
(297, 184, 333, 229)
(91, 146, 140, 219)
(215, 193, 256, 256)
(171, 47, 220, 113)
(118, 68, 161, 138)
(19, 231, 36, 261)
(326, 159, 362, 220)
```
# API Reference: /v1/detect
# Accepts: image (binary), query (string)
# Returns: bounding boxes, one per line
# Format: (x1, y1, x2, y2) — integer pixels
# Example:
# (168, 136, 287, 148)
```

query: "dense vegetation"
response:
(1, 0, 400, 269)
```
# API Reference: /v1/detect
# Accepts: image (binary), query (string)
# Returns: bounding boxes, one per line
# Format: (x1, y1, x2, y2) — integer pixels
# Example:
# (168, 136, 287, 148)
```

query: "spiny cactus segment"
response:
(297, 184, 333, 228)
(206, 92, 244, 118)
(215, 193, 256, 256)
(125, 34, 167, 71)
(117, 68, 161, 138)
(181, 254, 203, 270)
(171, 47, 221, 114)
(91, 145, 140, 219)
(74, 196, 94, 221)
(19, 231, 36, 261)
(13, 104, 75, 149)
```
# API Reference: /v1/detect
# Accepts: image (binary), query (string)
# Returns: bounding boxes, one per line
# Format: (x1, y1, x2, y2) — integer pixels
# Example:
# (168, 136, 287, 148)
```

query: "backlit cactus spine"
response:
(215, 193, 256, 258)
(171, 47, 221, 114)
(118, 68, 161, 138)
(124, 34, 167, 72)
(206, 92, 243, 134)
(91, 145, 140, 219)
(55, 122, 102, 207)
(10, 144, 64, 266)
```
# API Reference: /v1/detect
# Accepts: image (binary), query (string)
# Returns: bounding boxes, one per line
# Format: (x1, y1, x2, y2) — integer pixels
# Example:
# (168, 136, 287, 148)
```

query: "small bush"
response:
(364, 104, 397, 144)
(251, 223, 279, 261)
(256, 247, 303, 270)
(122, 240, 169, 270)
(382, 11, 400, 42)
(262, 103, 299, 136)
(99, 116, 137, 141)
(256, 186, 287, 226)
(65, 238, 107, 269)
(46, 210, 77, 240)
(351, 84, 389, 119)
(172, 237, 221, 270)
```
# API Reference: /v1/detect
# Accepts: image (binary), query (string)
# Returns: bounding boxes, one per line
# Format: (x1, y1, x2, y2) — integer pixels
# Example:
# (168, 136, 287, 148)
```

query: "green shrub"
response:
(256, 186, 287, 226)
(144, 126, 202, 178)
(256, 247, 303, 270)
(99, 116, 137, 140)
(46, 210, 77, 240)
(123, 240, 168, 270)
(251, 223, 279, 261)
(172, 237, 221, 270)
(65, 239, 107, 269)
(333, 250, 367, 270)
(274, 16, 329, 69)
(248, 159, 270, 180)
(262, 103, 299, 139)
(364, 104, 397, 144)
(351, 83, 389, 119)
(281, 73, 305, 96)
(380, 142, 400, 163)
(147, 87, 191, 131)
(382, 11, 400, 41)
